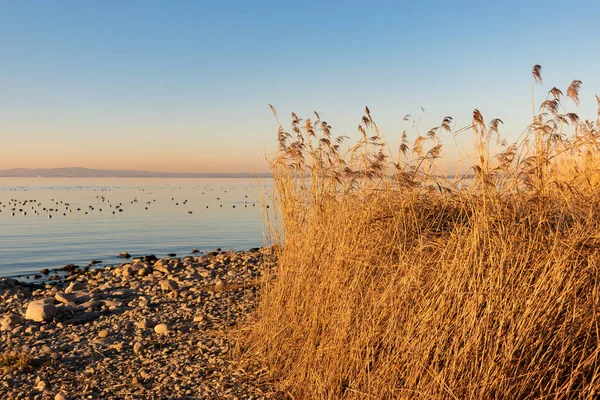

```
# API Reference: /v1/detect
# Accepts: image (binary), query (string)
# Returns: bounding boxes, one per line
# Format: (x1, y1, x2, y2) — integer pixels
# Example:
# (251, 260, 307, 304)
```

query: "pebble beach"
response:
(0, 248, 277, 399)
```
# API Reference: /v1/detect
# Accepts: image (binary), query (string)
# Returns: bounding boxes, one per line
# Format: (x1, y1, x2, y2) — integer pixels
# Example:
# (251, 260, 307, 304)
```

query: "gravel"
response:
(0, 248, 278, 399)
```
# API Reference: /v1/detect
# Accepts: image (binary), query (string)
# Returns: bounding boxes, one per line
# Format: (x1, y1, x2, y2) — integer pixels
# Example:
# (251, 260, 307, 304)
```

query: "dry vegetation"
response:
(243, 66, 600, 398)
(0, 352, 31, 375)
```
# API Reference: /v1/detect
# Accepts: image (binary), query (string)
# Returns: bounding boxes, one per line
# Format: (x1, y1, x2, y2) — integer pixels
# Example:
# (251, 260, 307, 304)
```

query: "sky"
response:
(0, 0, 599, 173)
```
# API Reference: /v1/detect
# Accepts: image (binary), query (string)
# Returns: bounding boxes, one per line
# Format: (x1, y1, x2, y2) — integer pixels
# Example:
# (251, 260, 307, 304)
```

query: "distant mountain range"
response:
(0, 168, 271, 178)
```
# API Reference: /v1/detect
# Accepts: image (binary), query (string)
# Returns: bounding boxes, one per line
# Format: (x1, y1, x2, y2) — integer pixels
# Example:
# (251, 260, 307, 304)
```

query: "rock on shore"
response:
(0, 248, 277, 399)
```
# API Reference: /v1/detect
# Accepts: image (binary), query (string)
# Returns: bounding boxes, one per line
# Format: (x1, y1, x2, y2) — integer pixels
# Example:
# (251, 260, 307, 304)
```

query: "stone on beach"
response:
(133, 341, 143, 354)
(136, 317, 156, 330)
(64, 281, 84, 294)
(153, 261, 172, 274)
(60, 264, 78, 272)
(160, 279, 179, 292)
(55, 292, 76, 305)
(154, 323, 169, 334)
(55, 392, 67, 400)
(55, 303, 72, 315)
(3, 313, 25, 326)
(78, 299, 102, 310)
(121, 265, 134, 277)
(25, 300, 57, 322)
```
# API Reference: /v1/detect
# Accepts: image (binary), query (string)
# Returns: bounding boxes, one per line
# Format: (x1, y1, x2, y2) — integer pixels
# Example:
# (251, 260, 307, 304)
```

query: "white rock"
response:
(103, 300, 122, 309)
(11, 325, 25, 335)
(193, 315, 205, 323)
(74, 294, 91, 304)
(154, 263, 172, 274)
(25, 325, 38, 334)
(112, 289, 134, 296)
(64, 281, 84, 294)
(154, 323, 169, 334)
(55, 303, 74, 315)
(122, 265, 133, 277)
(133, 341, 143, 353)
(78, 300, 101, 310)
(2, 313, 25, 326)
(25, 301, 57, 322)
(136, 317, 156, 330)
(160, 280, 179, 292)
(199, 270, 211, 278)
(55, 292, 76, 305)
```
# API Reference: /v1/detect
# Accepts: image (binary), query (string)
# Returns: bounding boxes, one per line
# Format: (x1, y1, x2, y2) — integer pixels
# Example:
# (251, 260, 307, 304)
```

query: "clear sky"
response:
(1, 0, 599, 173)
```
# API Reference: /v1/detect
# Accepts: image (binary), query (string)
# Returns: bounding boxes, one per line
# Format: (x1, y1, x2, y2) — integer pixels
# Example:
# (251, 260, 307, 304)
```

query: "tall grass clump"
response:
(245, 66, 600, 398)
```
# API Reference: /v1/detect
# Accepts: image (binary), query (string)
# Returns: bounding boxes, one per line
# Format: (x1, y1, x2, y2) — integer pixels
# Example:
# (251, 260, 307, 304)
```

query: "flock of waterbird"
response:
(0, 198, 127, 218)
(0, 184, 268, 219)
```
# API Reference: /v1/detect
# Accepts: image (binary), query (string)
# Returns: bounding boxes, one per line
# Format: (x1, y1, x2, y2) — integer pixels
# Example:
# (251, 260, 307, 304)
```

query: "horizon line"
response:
(0, 167, 273, 178)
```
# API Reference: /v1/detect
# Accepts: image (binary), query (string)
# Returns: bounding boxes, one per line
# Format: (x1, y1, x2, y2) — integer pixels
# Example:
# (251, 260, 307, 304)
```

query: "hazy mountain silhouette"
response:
(0, 167, 270, 178)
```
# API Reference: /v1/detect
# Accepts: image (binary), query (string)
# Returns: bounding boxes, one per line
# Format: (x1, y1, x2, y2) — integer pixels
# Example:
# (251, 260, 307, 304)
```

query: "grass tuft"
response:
(243, 65, 600, 398)
(0, 352, 31, 375)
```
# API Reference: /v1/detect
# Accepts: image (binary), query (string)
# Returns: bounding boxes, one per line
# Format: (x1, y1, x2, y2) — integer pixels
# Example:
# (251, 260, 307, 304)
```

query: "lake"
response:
(0, 178, 272, 278)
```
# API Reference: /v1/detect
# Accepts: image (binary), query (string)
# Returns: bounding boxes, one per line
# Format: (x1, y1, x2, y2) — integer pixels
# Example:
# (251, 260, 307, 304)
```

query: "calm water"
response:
(0, 178, 272, 278)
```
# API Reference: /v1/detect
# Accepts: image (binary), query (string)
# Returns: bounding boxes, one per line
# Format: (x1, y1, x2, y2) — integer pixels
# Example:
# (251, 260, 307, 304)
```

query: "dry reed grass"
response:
(0, 352, 31, 375)
(242, 66, 600, 399)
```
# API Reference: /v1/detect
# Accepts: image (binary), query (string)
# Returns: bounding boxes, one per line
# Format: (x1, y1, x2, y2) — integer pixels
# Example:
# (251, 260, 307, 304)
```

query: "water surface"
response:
(0, 178, 271, 278)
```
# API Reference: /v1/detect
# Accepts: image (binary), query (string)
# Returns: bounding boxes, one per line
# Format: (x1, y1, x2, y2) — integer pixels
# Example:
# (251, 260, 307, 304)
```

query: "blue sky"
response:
(1, 0, 599, 172)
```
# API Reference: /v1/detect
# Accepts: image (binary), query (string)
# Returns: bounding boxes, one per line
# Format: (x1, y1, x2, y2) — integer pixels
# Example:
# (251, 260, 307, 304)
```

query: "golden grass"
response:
(243, 66, 600, 398)
(0, 352, 31, 375)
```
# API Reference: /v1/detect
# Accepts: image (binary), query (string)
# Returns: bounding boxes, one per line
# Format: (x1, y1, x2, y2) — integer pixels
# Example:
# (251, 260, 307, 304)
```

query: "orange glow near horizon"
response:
(0, 152, 271, 173)
(1, 125, 274, 173)
(0, 145, 271, 173)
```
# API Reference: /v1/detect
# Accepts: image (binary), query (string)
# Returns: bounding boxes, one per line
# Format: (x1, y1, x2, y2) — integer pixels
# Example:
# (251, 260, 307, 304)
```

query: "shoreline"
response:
(1, 247, 264, 283)
(0, 247, 277, 399)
